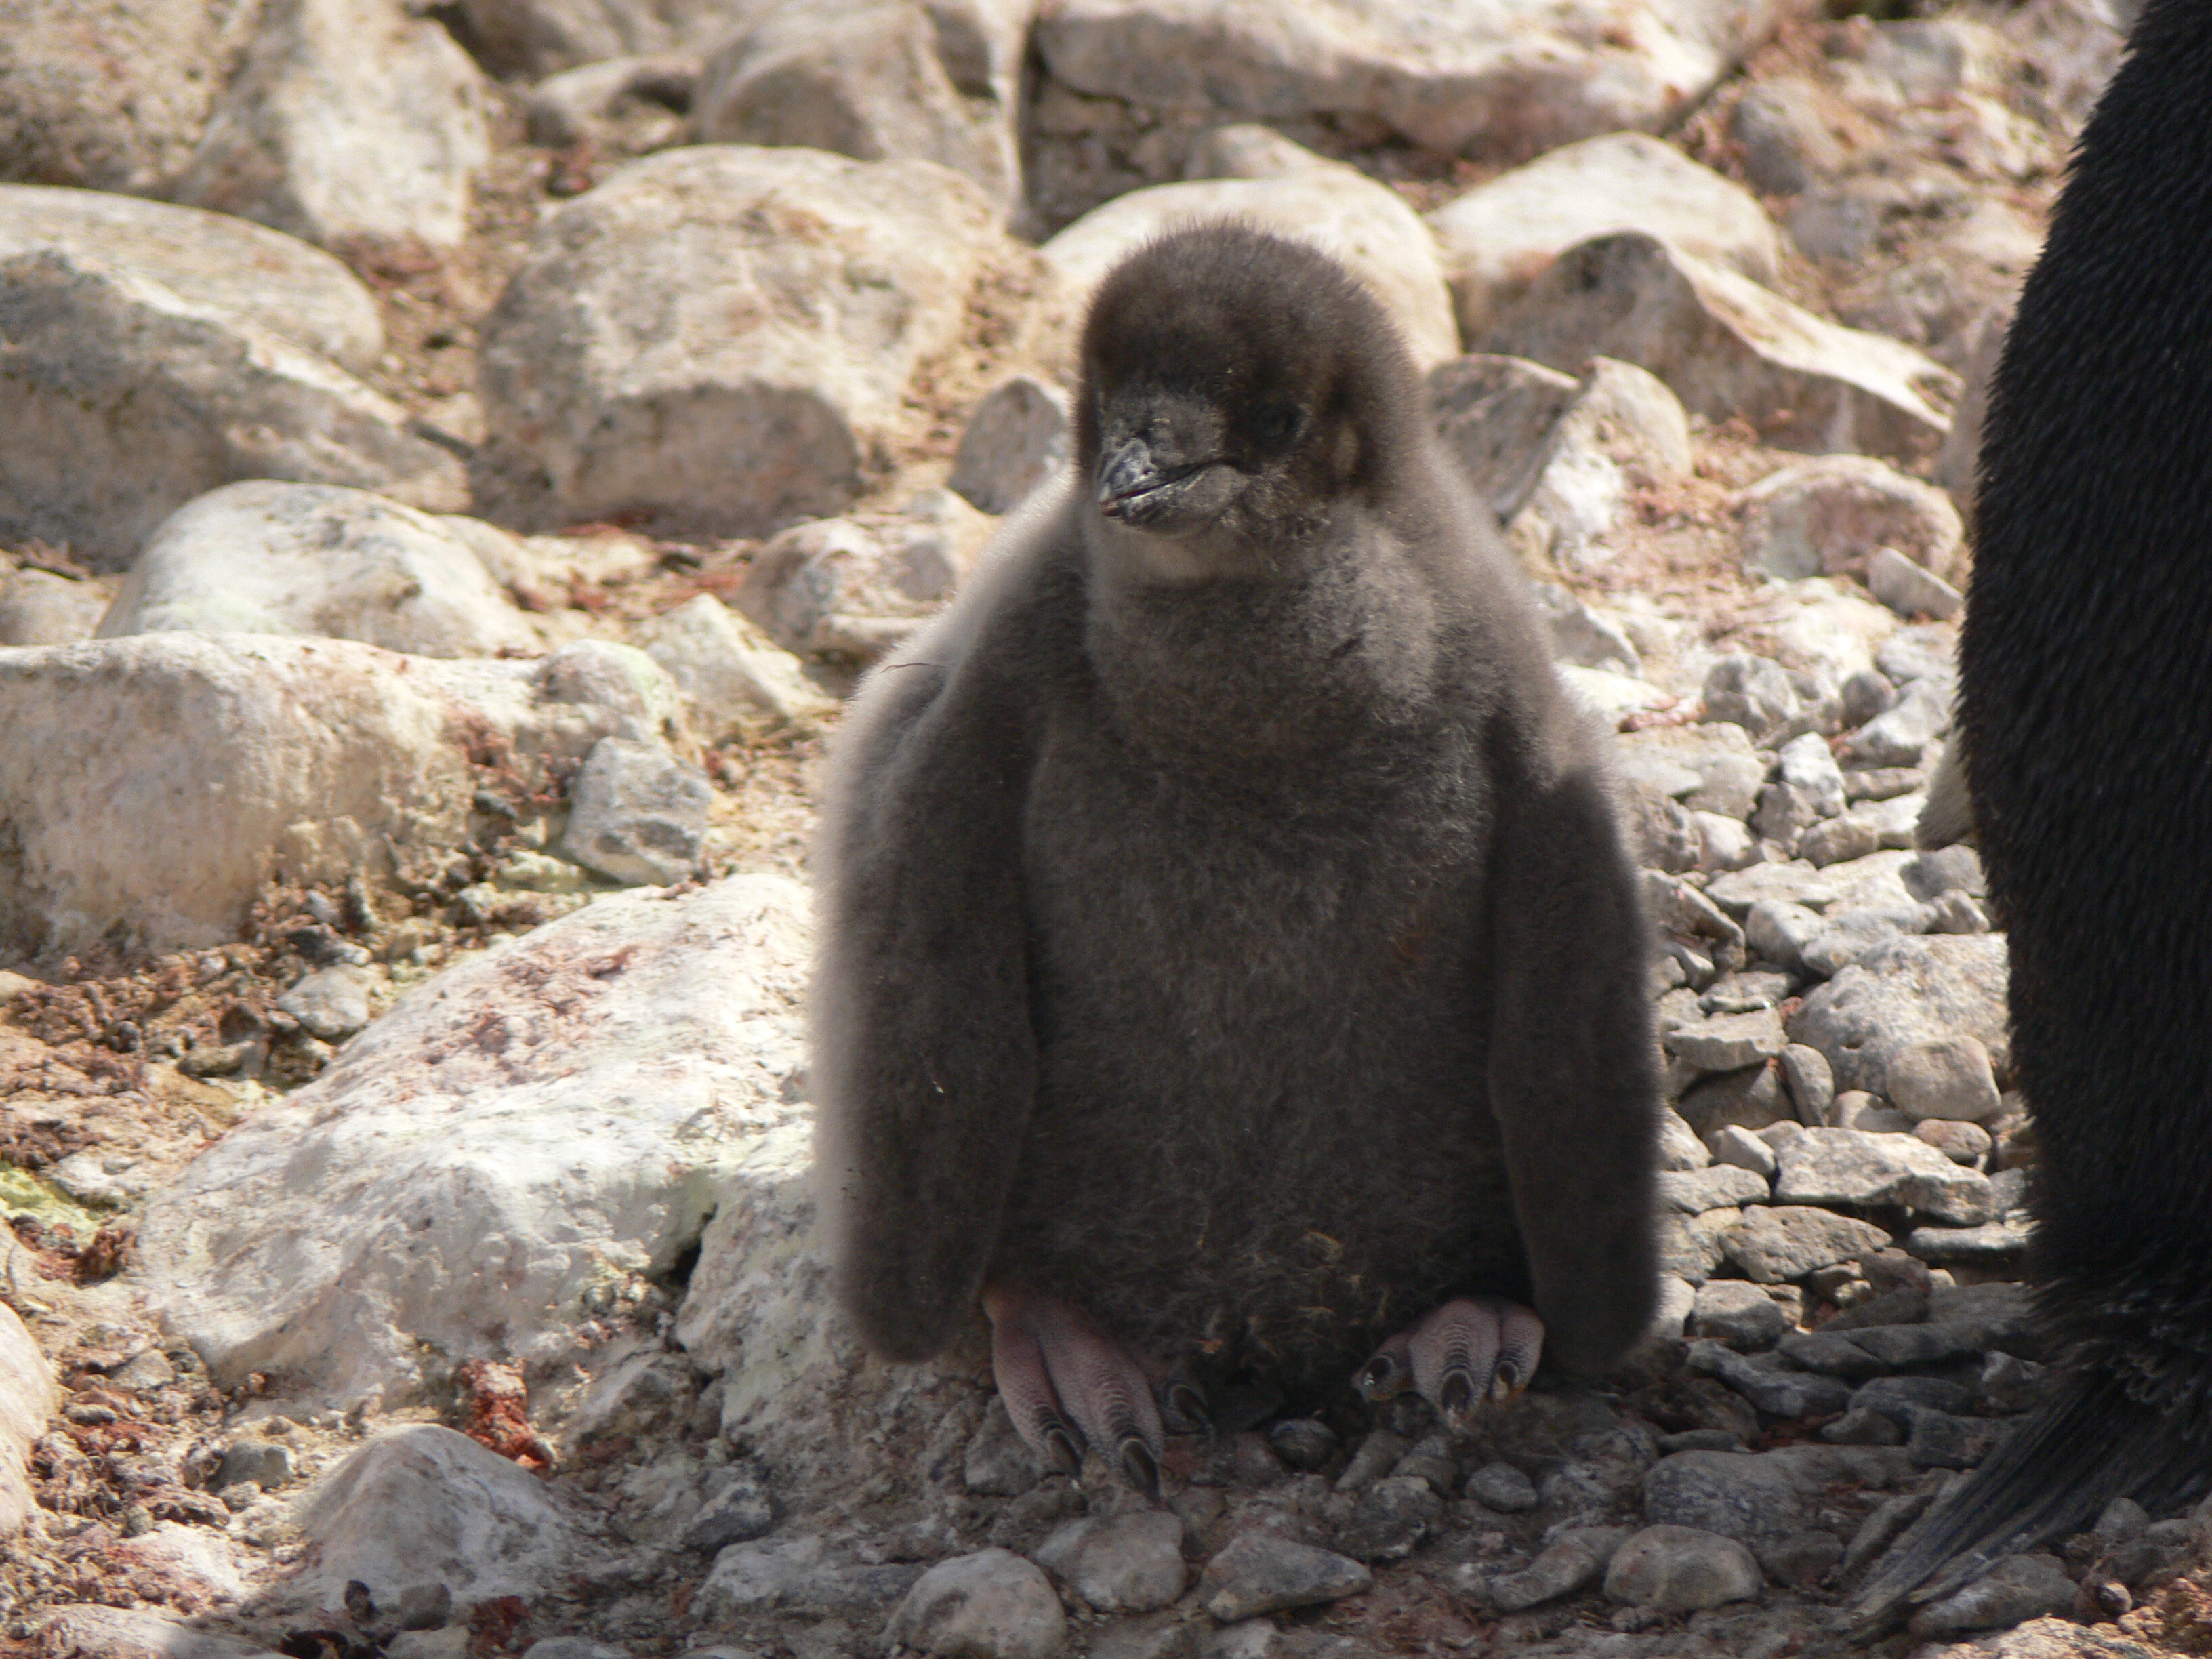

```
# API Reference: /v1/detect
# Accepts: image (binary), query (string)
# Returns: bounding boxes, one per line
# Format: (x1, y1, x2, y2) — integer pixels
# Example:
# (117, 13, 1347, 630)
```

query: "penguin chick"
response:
(811, 223, 1659, 1490)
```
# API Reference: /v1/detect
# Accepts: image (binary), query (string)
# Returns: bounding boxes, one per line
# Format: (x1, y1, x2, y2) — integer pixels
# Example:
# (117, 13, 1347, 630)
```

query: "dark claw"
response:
(1437, 1368, 1476, 1425)
(1118, 1435, 1162, 1500)
(1161, 1380, 1211, 1438)
(1356, 1334, 1414, 1402)
(1044, 1423, 1084, 1478)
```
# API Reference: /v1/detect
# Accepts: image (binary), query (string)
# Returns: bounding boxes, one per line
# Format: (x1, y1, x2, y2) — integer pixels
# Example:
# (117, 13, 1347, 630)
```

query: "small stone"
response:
(680, 1469, 776, 1553)
(1641, 1452, 1804, 1550)
(1720, 1206, 1891, 1284)
(1855, 1376, 1976, 1421)
(965, 1403, 1046, 1496)
(1843, 678, 1951, 769)
(1656, 1109, 1712, 1172)
(1778, 1046, 1835, 1127)
(1885, 1036, 2003, 1123)
(1677, 1062, 1791, 1137)
(634, 594, 837, 739)
(1658, 1206, 1744, 1286)
(1657, 1165, 1771, 1214)
(1738, 456, 1965, 586)
(1197, 1532, 1370, 1622)
(1707, 861, 1839, 918)
(1391, 1435, 1458, 1494)
(1267, 1419, 1339, 1473)
(1689, 1281, 1790, 1349)
(1772, 1128, 1994, 1222)
(1761, 1528, 1844, 1590)
(1484, 1532, 1610, 1612)
(1906, 1553, 2075, 1636)
(887, 1549, 1067, 1659)
(1603, 1525, 1761, 1612)
(1901, 845, 1986, 901)
(1429, 355, 1582, 520)
(213, 1439, 295, 1492)
(950, 377, 1072, 515)
(1336, 1475, 1444, 1563)
(1706, 1125, 1778, 1179)
(1466, 1462, 1538, 1513)
(1776, 1332, 1887, 1379)
(1702, 655, 1804, 746)
(1841, 1324, 1989, 1369)
(1799, 815, 1883, 869)
(1819, 1408, 1904, 1446)
(1745, 901, 1824, 980)
(1915, 1118, 1992, 1165)
(275, 964, 375, 1041)
(1835, 1093, 1914, 1134)
(1685, 1340, 1851, 1418)
(1980, 1353, 2047, 1416)
(1334, 1430, 1408, 1492)
(1667, 1009, 1787, 1073)
(1037, 1511, 1188, 1614)
(1867, 547, 1964, 621)
(393, 1584, 453, 1631)
(559, 737, 711, 887)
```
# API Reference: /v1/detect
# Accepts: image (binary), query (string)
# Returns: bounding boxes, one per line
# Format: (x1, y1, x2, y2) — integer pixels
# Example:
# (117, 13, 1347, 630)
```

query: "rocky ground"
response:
(0, 0, 2194, 1656)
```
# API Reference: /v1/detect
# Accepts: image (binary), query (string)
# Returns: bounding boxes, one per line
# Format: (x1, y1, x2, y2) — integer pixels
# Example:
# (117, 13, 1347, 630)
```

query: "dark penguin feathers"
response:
(810, 220, 1659, 1432)
(1856, 0, 2212, 1626)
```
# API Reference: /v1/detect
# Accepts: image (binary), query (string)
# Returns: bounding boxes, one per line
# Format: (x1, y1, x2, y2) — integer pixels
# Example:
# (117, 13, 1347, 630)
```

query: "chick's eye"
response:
(1260, 404, 1303, 447)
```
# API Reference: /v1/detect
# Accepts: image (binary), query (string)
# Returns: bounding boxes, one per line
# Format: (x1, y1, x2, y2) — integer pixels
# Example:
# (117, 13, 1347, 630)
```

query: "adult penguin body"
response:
(811, 224, 1659, 1488)
(1858, 0, 2212, 1622)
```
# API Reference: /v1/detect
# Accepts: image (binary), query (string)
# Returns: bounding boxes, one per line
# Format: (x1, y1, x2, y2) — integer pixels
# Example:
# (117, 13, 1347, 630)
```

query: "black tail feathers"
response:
(1850, 1370, 2207, 1635)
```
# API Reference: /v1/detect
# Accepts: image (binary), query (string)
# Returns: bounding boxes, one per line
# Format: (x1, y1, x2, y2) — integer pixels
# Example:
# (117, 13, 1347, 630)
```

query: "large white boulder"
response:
(99, 482, 543, 659)
(0, 634, 681, 956)
(1036, 0, 1783, 155)
(134, 877, 811, 1410)
(173, 0, 491, 250)
(478, 145, 1032, 535)
(0, 185, 383, 372)
(0, 249, 466, 571)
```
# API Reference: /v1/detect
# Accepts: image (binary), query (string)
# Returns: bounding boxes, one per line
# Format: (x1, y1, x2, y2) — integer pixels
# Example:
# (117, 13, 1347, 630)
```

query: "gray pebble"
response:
(1978, 1352, 2047, 1415)
(213, 1439, 294, 1492)
(1772, 1127, 1993, 1222)
(1760, 1527, 1845, 1590)
(1657, 1164, 1770, 1214)
(1391, 1434, 1457, 1494)
(1466, 1460, 1538, 1513)
(1198, 1533, 1370, 1622)
(1685, 1340, 1851, 1418)
(1642, 1451, 1805, 1550)
(1720, 1205, 1890, 1283)
(1037, 1511, 1187, 1614)
(1853, 1375, 1975, 1421)
(1484, 1529, 1618, 1612)
(276, 963, 375, 1040)
(1666, 1008, 1786, 1073)
(1885, 1035, 2003, 1122)
(1689, 1281, 1790, 1350)
(1818, 1407, 1903, 1446)
(1336, 1475, 1443, 1563)
(1906, 1218, 2031, 1266)
(1334, 1429, 1408, 1492)
(1776, 1331, 1888, 1379)
(1778, 1044, 1835, 1126)
(1266, 1418, 1338, 1473)
(1842, 1491, 1931, 1578)
(680, 1467, 775, 1552)
(560, 735, 712, 886)
(1706, 1124, 1778, 1178)
(887, 1549, 1067, 1659)
(1092, 1615, 1198, 1659)
(1603, 1525, 1761, 1612)
(1914, 1117, 1992, 1165)
(1906, 1553, 2074, 1636)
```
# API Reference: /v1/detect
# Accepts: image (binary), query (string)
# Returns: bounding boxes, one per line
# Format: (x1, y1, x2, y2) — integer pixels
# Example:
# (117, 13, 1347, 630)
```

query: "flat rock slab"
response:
(0, 633, 678, 956)
(99, 481, 542, 659)
(33, 1606, 287, 1659)
(0, 248, 465, 571)
(1199, 1531, 1370, 1621)
(292, 1425, 598, 1607)
(1486, 232, 1959, 462)
(1430, 132, 1782, 338)
(478, 144, 1027, 535)
(0, 184, 382, 371)
(1038, 167, 1459, 369)
(134, 876, 811, 1408)
(1035, 0, 1783, 157)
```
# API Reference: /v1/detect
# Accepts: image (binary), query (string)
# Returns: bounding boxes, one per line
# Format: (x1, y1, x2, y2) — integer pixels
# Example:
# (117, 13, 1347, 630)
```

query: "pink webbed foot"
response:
(984, 1285, 1198, 1498)
(1356, 1297, 1544, 1429)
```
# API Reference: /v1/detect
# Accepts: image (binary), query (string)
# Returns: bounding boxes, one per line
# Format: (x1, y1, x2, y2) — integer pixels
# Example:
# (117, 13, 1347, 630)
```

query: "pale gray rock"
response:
(1656, 1109, 1711, 1173)
(888, 1548, 1068, 1659)
(1738, 455, 1965, 586)
(1619, 722, 1765, 821)
(1876, 623, 1959, 690)
(1915, 1117, 1993, 1166)
(1700, 654, 1803, 745)
(1721, 1206, 1890, 1283)
(134, 878, 810, 1408)
(1907, 1554, 2076, 1637)
(1657, 1207, 1742, 1286)
(1677, 1062, 1791, 1138)
(1034, 0, 1777, 157)
(214, 1438, 298, 1491)
(1487, 234, 1958, 463)
(1740, 902, 1826, 979)
(1797, 813, 1884, 869)
(1902, 845, 1986, 901)
(1467, 1461, 1538, 1513)
(1689, 1282, 1788, 1350)
(1843, 678, 1952, 769)
(1483, 1531, 1612, 1612)
(1774, 1128, 1993, 1223)
(0, 634, 678, 955)
(701, 1534, 926, 1618)
(1906, 1218, 2032, 1267)
(295, 1425, 597, 1605)
(634, 594, 838, 740)
(1430, 133, 1782, 340)
(31, 1607, 287, 1659)
(559, 736, 712, 886)
(100, 481, 541, 658)
(1428, 355, 1580, 522)
(1338, 1475, 1446, 1563)
(680, 1467, 776, 1552)
(0, 1303, 54, 1532)
(1182, 121, 1343, 181)
(1642, 1452, 1805, 1549)
(276, 964, 375, 1041)
(0, 568, 108, 646)
(1666, 1009, 1786, 1073)
(1658, 1165, 1770, 1216)
(1603, 1525, 1761, 1612)
(525, 54, 698, 153)
(1779, 1044, 1836, 1126)
(1885, 1035, 2003, 1123)
(1686, 1340, 1850, 1417)
(951, 376, 1072, 515)
(698, 0, 1028, 215)
(1731, 77, 1849, 197)
(1800, 905, 1932, 979)
(1198, 1532, 1370, 1622)
(0, 184, 383, 371)
(1556, 664, 1671, 723)
(735, 491, 994, 662)
(1835, 1093, 1914, 1134)
(1532, 584, 1642, 678)
(0, 249, 466, 570)
(1868, 547, 1965, 622)
(1776, 732, 1847, 819)
(174, 0, 491, 249)
(1038, 165, 1459, 370)
(457, 0, 764, 77)
(478, 146, 1021, 534)
(1037, 1512, 1188, 1614)
(1509, 357, 1692, 571)
(1788, 933, 2008, 1094)
(1707, 1124, 1778, 1179)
